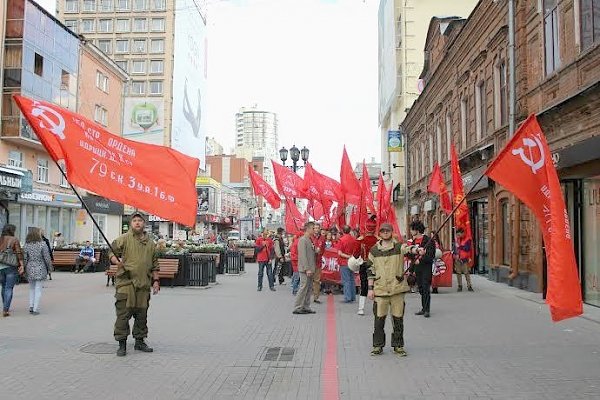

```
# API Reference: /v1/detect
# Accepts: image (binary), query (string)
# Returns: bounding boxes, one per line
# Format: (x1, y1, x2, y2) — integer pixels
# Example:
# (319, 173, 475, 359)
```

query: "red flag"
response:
(308, 199, 325, 221)
(248, 164, 281, 209)
(302, 163, 321, 201)
(485, 115, 582, 321)
(14, 95, 198, 226)
(388, 206, 403, 241)
(284, 198, 306, 235)
(361, 161, 376, 214)
(271, 160, 307, 199)
(451, 143, 474, 261)
(309, 165, 343, 203)
(428, 162, 452, 214)
(340, 147, 361, 200)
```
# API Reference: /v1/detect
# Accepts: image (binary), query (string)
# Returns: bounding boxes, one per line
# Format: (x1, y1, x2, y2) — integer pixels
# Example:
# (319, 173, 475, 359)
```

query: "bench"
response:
(240, 247, 256, 262)
(105, 258, 180, 287)
(53, 250, 100, 271)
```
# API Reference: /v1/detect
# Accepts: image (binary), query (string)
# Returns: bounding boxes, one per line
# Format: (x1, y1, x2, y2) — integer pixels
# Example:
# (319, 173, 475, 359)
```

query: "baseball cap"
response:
(131, 212, 145, 221)
(379, 223, 393, 232)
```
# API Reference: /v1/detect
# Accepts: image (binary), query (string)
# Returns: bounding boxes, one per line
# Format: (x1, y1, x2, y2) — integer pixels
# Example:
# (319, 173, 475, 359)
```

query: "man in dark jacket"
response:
(405, 221, 436, 318)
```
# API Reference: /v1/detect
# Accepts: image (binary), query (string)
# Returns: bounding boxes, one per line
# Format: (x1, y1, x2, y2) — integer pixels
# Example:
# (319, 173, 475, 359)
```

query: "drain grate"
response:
(80, 342, 117, 354)
(263, 347, 295, 361)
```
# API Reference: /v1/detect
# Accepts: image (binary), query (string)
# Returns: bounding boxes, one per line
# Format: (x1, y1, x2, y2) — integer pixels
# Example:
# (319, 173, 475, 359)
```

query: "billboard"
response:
(378, 0, 396, 124)
(172, 0, 208, 169)
(122, 97, 165, 145)
(387, 130, 403, 152)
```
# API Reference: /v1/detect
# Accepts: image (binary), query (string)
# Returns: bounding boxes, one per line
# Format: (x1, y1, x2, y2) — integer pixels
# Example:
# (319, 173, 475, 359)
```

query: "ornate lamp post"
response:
(279, 145, 310, 173)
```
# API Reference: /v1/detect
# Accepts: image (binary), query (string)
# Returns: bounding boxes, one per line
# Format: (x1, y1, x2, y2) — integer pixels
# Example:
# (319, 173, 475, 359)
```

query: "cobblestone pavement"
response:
(1, 267, 599, 400)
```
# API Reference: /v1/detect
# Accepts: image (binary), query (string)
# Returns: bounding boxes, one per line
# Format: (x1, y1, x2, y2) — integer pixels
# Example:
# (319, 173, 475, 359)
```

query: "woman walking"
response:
(0, 224, 24, 317)
(23, 228, 52, 315)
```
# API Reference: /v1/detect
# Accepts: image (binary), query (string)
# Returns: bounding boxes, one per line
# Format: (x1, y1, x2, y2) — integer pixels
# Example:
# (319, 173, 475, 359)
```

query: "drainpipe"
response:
(509, 197, 521, 280)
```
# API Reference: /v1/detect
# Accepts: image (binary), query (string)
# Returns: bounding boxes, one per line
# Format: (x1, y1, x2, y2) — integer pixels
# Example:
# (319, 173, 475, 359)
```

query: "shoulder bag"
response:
(0, 238, 19, 267)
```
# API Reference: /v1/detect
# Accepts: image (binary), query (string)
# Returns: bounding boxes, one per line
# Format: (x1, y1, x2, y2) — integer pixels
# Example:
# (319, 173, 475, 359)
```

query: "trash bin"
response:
(225, 251, 241, 275)
(187, 254, 213, 286)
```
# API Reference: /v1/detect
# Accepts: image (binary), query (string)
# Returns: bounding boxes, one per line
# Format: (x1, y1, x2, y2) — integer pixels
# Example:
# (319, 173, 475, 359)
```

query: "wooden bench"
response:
(53, 250, 100, 271)
(105, 258, 180, 287)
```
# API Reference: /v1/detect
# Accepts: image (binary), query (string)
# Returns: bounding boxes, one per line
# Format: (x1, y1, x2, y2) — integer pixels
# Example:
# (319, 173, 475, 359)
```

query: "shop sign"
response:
(148, 214, 169, 222)
(18, 191, 81, 208)
(462, 165, 489, 193)
(20, 192, 54, 202)
(0, 172, 22, 190)
(424, 200, 434, 212)
(83, 195, 124, 215)
(387, 130, 403, 152)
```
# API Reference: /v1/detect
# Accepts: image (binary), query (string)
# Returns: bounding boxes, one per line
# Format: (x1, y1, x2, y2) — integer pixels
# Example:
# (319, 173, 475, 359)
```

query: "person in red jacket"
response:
(310, 224, 326, 303)
(454, 227, 474, 292)
(337, 225, 360, 303)
(357, 218, 379, 315)
(255, 229, 275, 292)
(290, 234, 301, 295)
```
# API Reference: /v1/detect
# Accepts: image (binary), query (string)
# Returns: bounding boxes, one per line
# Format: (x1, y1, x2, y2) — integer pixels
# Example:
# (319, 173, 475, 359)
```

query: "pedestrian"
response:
(357, 217, 379, 315)
(41, 230, 53, 280)
(290, 233, 301, 295)
(367, 222, 409, 356)
(109, 213, 159, 357)
(273, 228, 289, 285)
(454, 227, 474, 292)
(23, 228, 52, 315)
(406, 221, 436, 318)
(337, 225, 360, 303)
(293, 222, 316, 314)
(75, 241, 95, 273)
(0, 224, 24, 317)
(255, 229, 275, 292)
(430, 231, 443, 294)
(310, 223, 326, 304)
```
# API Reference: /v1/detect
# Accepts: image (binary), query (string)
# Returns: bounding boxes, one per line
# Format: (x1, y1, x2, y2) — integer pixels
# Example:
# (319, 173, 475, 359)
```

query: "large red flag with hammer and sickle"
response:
(14, 95, 199, 226)
(248, 164, 281, 209)
(450, 143, 474, 261)
(271, 160, 307, 199)
(485, 115, 582, 322)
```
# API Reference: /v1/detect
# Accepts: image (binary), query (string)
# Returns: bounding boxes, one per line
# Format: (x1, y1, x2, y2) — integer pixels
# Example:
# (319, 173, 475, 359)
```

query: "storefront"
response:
(74, 194, 124, 245)
(0, 166, 25, 229)
(462, 164, 491, 274)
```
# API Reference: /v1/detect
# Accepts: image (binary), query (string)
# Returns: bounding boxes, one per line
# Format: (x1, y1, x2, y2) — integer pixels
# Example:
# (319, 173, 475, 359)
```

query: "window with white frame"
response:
(80, 19, 95, 32)
(133, 0, 147, 11)
(149, 59, 163, 74)
(94, 105, 108, 126)
(495, 60, 508, 127)
(436, 124, 442, 163)
(92, 214, 107, 244)
(116, 18, 130, 32)
(97, 39, 112, 54)
(132, 60, 146, 74)
(429, 133, 434, 171)
(98, 19, 113, 32)
(82, 0, 96, 12)
(8, 151, 23, 168)
(130, 81, 145, 95)
(475, 81, 486, 141)
(543, 0, 560, 74)
(64, 19, 78, 33)
(445, 113, 452, 161)
(37, 158, 49, 183)
(65, 0, 79, 12)
(133, 18, 147, 32)
(149, 80, 163, 95)
(150, 39, 164, 53)
(581, 0, 600, 50)
(96, 71, 109, 92)
(151, 18, 165, 31)
(152, 0, 165, 10)
(58, 161, 69, 187)
(460, 97, 468, 150)
(115, 39, 129, 53)
(421, 142, 426, 178)
(132, 39, 146, 53)
(115, 60, 128, 72)
(98, 0, 113, 11)
(116, 0, 129, 10)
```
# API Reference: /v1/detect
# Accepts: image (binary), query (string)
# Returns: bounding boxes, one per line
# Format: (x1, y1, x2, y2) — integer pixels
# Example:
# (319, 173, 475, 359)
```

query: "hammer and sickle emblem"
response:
(31, 102, 66, 140)
(511, 135, 545, 174)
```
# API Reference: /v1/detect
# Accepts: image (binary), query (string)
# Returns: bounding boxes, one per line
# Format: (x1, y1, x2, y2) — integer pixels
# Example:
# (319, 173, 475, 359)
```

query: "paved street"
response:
(1, 266, 599, 400)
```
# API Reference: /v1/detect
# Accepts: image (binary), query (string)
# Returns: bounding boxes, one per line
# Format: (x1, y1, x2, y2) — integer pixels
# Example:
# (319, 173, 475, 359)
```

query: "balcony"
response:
(1, 116, 44, 150)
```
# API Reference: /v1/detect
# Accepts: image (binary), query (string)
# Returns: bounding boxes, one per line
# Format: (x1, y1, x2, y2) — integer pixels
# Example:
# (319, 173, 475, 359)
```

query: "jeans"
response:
(340, 266, 356, 302)
(29, 280, 43, 312)
(291, 271, 300, 295)
(0, 266, 19, 312)
(257, 261, 274, 289)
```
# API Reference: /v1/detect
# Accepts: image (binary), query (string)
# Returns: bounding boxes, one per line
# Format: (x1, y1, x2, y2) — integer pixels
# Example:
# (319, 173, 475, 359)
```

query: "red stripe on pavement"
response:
(322, 294, 340, 400)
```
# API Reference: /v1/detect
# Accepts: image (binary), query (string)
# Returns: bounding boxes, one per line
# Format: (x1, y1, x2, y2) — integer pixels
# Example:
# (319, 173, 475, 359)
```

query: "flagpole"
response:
(54, 162, 118, 257)
(256, 196, 264, 230)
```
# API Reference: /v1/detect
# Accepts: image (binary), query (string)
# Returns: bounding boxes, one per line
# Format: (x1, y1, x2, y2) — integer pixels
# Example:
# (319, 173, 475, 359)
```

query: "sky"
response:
(37, 0, 380, 179)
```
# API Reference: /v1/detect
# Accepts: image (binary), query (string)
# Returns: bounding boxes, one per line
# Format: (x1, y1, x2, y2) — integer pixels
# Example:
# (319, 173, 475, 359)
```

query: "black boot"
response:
(134, 339, 153, 352)
(117, 340, 126, 357)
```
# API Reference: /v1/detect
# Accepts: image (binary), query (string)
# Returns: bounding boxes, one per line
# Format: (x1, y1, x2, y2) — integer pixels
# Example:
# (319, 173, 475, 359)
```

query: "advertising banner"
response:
(197, 187, 210, 213)
(122, 98, 164, 142)
(387, 130, 403, 152)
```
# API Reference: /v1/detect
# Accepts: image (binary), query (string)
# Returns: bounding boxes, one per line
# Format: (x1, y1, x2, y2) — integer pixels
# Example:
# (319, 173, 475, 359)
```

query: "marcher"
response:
(23, 228, 52, 315)
(310, 223, 326, 304)
(290, 234, 301, 295)
(256, 229, 275, 292)
(273, 228, 289, 285)
(293, 222, 316, 314)
(0, 224, 24, 317)
(454, 227, 474, 292)
(357, 218, 379, 315)
(367, 223, 409, 356)
(109, 213, 159, 357)
(41, 230, 53, 280)
(430, 231, 443, 294)
(337, 225, 359, 303)
(406, 221, 436, 318)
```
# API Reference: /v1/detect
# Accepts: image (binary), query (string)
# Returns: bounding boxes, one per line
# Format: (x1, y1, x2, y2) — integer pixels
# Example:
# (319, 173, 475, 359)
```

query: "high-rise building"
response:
(56, 0, 208, 167)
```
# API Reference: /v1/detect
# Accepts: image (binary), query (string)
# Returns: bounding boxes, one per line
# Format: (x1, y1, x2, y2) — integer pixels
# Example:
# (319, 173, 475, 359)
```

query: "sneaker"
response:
(424, 312, 430, 318)
(292, 309, 308, 314)
(468, 286, 474, 292)
(357, 309, 365, 316)
(257, 287, 262, 291)
(457, 286, 463, 292)
(431, 287, 438, 294)
(313, 299, 321, 304)
(415, 310, 425, 316)
(269, 287, 276, 292)
(29, 307, 33, 314)
(303, 309, 316, 314)
(393, 347, 407, 357)
(370, 347, 383, 356)
(31, 311, 40, 316)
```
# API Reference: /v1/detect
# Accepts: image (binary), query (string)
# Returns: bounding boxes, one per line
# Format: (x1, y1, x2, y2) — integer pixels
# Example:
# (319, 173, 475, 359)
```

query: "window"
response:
(80, 19, 95, 32)
(133, 0, 147, 11)
(94, 105, 108, 126)
(116, 18, 130, 32)
(544, 0, 560, 74)
(420, 142, 426, 178)
(133, 18, 147, 32)
(150, 60, 163, 74)
(92, 214, 107, 245)
(37, 158, 49, 183)
(150, 39, 164, 53)
(130, 81, 145, 95)
(151, 18, 165, 31)
(149, 80, 163, 95)
(64, 19, 77, 33)
(428, 133, 434, 171)
(98, 0, 113, 11)
(475, 81, 486, 141)
(152, 0, 165, 10)
(115, 60, 128, 72)
(58, 161, 69, 187)
(495, 60, 508, 127)
(61, 70, 70, 90)
(98, 19, 113, 32)
(82, 0, 96, 12)
(436, 124, 442, 163)
(581, 0, 600, 50)
(8, 151, 23, 168)
(34, 53, 44, 76)
(132, 60, 146, 74)
(115, 39, 129, 53)
(116, 0, 129, 10)
(501, 200, 511, 265)
(132, 39, 146, 53)
(460, 97, 468, 150)
(97, 39, 112, 54)
(96, 71, 109, 92)
(445, 113, 452, 161)
(65, 0, 79, 12)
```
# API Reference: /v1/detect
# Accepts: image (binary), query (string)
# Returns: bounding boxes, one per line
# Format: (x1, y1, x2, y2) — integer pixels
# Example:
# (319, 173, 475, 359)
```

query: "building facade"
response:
(401, 0, 600, 307)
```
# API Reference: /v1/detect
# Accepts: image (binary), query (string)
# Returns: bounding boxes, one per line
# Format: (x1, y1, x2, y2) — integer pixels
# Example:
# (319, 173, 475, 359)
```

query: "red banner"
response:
(321, 247, 341, 284)
(284, 198, 306, 235)
(340, 147, 361, 201)
(485, 115, 582, 321)
(428, 162, 452, 214)
(451, 144, 474, 262)
(431, 251, 453, 288)
(272, 160, 307, 199)
(14, 95, 199, 226)
(248, 164, 281, 209)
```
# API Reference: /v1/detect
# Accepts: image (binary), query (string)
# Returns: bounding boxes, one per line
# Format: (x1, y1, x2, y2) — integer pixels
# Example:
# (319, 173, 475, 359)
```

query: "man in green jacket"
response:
(109, 213, 160, 357)
(367, 223, 410, 357)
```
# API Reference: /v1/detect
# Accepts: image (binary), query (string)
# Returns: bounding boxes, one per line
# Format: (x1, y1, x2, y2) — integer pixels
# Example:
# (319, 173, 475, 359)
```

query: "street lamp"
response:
(279, 144, 309, 173)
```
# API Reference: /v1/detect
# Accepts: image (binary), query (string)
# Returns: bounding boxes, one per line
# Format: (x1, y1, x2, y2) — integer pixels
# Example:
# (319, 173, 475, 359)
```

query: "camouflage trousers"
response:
(114, 291, 150, 341)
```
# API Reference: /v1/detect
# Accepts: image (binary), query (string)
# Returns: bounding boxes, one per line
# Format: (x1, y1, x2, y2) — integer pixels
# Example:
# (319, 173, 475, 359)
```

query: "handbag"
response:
(0, 238, 18, 267)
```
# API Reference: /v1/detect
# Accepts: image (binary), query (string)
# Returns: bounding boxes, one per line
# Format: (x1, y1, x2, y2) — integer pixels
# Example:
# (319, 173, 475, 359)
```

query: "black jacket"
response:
(42, 235, 54, 261)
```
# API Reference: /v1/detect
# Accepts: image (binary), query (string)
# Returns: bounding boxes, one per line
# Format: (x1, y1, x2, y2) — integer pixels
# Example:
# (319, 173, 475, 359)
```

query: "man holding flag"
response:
(454, 228, 474, 292)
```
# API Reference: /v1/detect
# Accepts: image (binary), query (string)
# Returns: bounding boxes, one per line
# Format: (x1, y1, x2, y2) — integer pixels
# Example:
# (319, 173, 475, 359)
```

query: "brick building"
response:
(401, 0, 600, 306)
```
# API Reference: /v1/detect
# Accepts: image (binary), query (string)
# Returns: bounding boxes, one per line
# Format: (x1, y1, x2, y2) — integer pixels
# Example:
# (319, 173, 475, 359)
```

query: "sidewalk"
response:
(0, 268, 598, 400)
